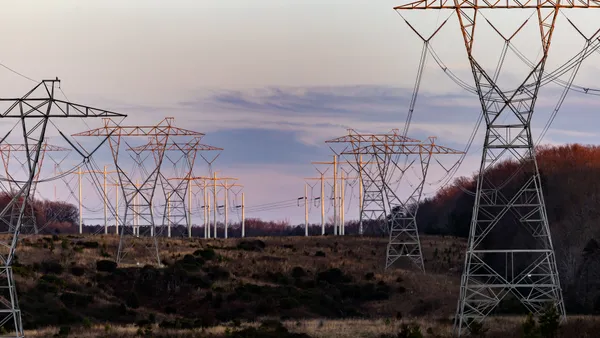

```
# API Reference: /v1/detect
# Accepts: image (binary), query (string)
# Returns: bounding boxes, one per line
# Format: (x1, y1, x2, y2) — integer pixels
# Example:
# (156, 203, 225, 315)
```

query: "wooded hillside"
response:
(417, 144, 600, 313)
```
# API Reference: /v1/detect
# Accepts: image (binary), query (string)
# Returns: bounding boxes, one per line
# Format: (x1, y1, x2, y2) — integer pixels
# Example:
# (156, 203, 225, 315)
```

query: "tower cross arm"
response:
(72, 118, 205, 137)
(0, 98, 127, 118)
(342, 142, 464, 155)
(394, 0, 600, 10)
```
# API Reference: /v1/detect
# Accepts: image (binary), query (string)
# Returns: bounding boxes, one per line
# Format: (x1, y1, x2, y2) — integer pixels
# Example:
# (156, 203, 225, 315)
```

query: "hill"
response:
(417, 143, 600, 314)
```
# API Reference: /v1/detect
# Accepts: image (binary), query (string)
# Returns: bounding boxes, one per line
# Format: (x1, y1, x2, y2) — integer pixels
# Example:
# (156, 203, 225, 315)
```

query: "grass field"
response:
(4, 234, 596, 337)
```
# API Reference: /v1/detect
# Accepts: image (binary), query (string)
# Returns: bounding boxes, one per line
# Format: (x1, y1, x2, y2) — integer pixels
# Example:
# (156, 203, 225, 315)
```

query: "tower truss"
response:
(327, 129, 462, 271)
(394, 1, 600, 335)
(0, 141, 70, 234)
(0, 79, 126, 337)
(73, 117, 203, 266)
(128, 137, 222, 238)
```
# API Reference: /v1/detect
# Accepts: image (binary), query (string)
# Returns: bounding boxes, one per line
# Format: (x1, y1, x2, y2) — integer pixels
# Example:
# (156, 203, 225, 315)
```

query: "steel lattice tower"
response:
(328, 129, 422, 236)
(394, 0, 600, 335)
(128, 137, 222, 238)
(0, 141, 70, 235)
(327, 129, 462, 271)
(73, 117, 203, 266)
(0, 79, 126, 337)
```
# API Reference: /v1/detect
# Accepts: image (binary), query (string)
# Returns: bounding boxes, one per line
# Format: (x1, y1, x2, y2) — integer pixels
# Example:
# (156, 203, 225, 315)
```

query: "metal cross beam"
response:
(0, 78, 125, 337)
(394, 0, 600, 10)
(395, 2, 600, 335)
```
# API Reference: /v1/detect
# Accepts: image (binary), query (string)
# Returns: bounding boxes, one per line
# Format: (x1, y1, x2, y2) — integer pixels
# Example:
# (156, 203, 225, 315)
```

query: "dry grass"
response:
(11, 233, 598, 337)
(24, 316, 600, 337)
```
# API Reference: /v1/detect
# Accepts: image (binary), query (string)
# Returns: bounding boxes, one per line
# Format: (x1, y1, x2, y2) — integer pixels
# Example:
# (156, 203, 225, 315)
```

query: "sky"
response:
(0, 1, 599, 227)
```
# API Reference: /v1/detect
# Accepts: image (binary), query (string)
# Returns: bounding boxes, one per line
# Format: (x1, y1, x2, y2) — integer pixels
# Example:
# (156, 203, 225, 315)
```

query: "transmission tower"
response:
(394, 1, 600, 334)
(0, 79, 126, 337)
(327, 129, 462, 271)
(0, 141, 70, 234)
(128, 137, 222, 238)
(73, 117, 203, 266)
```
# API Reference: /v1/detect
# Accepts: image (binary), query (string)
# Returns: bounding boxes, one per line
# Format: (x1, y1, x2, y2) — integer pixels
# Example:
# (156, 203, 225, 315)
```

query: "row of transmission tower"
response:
(0, 79, 249, 336)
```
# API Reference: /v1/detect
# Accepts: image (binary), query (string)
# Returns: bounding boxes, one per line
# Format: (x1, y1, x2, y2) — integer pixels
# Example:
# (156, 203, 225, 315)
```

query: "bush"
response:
(523, 313, 539, 338)
(41, 261, 64, 275)
(193, 248, 217, 260)
(364, 272, 375, 281)
(60, 292, 94, 307)
(237, 240, 266, 251)
(126, 292, 140, 309)
(317, 268, 351, 285)
(291, 266, 307, 278)
(54, 326, 71, 337)
(467, 319, 488, 337)
(397, 323, 423, 338)
(76, 241, 99, 249)
(96, 260, 117, 273)
(315, 251, 326, 257)
(539, 304, 560, 338)
(70, 266, 85, 277)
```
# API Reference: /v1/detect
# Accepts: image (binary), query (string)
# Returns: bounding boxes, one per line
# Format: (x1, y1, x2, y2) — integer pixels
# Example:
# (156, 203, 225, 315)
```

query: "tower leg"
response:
(0, 267, 24, 338)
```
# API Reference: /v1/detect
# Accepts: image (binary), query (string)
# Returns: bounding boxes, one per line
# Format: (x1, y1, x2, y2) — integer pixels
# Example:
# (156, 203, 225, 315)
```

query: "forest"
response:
(416, 143, 600, 314)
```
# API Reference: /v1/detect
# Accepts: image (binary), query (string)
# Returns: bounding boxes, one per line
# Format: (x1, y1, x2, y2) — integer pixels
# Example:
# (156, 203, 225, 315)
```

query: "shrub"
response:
(397, 323, 423, 338)
(76, 241, 99, 249)
(60, 292, 94, 307)
(291, 266, 307, 278)
(82, 317, 92, 329)
(315, 251, 326, 257)
(539, 304, 560, 338)
(126, 292, 140, 309)
(194, 248, 217, 260)
(237, 240, 266, 251)
(96, 260, 117, 273)
(70, 266, 85, 277)
(467, 319, 488, 337)
(317, 268, 351, 285)
(523, 313, 539, 338)
(41, 261, 64, 275)
(54, 326, 71, 337)
(364, 272, 375, 281)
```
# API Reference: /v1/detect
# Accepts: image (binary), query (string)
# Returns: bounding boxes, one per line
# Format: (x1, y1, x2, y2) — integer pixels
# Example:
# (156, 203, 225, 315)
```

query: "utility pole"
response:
(63, 166, 118, 235)
(167, 196, 171, 238)
(172, 173, 242, 239)
(241, 193, 245, 238)
(78, 167, 83, 234)
(320, 173, 325, 235)
(340, 170, 345, 236)
(203, 180, 208, 238)
(224, 180, 229, 239)
(305, 170, 358, 236)
(333, 155, 337, 235)
(187, 178, 192, 238)
(304, 184, 309, 236)
(103, 165, 108, 234)
(213, 172, 217, 238)
(359, 154, 364, 235)
(114, 183, 119, 235)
